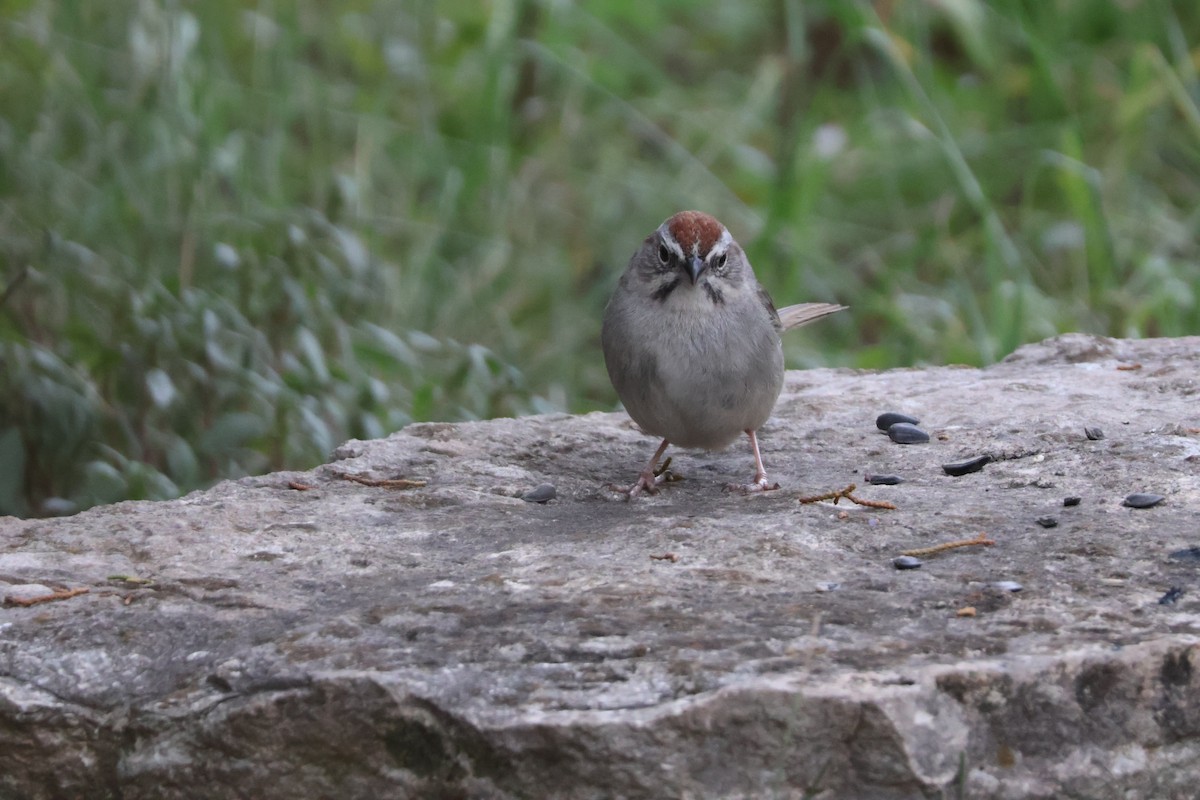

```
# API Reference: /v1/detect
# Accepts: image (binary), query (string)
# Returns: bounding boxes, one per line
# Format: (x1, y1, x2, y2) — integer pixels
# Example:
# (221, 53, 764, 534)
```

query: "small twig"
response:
(4, 586, 90, 607)
(901, 532, 994, 558)
(654, 456, 682, 483)
(846, 493, 898, 510)
(287, 480, 317, 491)
(1116, 363, 1142, 371)
(339, 473, 427, 490)
(649, 552, 678, 562)
(107, 575, 154, 586)
(798, 483, 897, 510)
(798, 483, 856, 505)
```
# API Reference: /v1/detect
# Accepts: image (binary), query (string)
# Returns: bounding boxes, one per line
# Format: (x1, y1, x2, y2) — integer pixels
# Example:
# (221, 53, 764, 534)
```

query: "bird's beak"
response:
(687, 255, 706, 284)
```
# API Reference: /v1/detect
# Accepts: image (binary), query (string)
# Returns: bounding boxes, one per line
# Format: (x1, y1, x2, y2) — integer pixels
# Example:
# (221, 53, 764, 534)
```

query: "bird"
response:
(601, 210, 845, 496)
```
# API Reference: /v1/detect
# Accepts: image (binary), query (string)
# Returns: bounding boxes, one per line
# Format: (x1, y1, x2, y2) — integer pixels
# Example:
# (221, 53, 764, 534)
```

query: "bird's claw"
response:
(605, 473, 660, 499)
(608, 459, 681, 499)
(724, 476, 780, 494)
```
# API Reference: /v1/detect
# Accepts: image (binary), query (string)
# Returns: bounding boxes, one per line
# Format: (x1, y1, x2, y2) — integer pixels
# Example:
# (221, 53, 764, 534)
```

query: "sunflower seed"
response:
(1168, 546, 1200, 562)
(522, 483, 557, 504)
(1123, 493, 1164, 509)
(887, 423, 930, 444)
(876, 412, 920, 431)
(1158, 586, 1185, 605)
(942, 455, 993, 476)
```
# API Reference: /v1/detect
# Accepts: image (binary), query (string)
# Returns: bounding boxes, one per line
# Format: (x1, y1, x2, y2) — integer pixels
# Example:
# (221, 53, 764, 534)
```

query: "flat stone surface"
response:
(2, 333, 1199, 799)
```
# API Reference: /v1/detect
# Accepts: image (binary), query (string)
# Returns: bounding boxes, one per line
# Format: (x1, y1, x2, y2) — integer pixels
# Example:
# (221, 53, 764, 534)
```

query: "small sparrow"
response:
(601, 211, 845, 496)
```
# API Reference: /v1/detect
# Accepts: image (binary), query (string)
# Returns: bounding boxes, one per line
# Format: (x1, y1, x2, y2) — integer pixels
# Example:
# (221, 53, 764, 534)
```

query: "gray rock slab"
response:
(2, 333, 1199, 799)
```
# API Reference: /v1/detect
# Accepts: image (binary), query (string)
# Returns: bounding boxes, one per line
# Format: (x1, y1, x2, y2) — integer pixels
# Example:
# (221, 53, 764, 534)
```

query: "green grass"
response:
(2, 0, 1198, 516)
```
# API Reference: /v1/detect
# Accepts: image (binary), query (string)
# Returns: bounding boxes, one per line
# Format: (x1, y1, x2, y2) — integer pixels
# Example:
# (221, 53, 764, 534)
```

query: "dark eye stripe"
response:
(651, 278, 680, 302)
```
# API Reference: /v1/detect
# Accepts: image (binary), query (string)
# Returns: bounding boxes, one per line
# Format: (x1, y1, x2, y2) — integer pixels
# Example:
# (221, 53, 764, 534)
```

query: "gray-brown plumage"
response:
(602, 211, 845, 495)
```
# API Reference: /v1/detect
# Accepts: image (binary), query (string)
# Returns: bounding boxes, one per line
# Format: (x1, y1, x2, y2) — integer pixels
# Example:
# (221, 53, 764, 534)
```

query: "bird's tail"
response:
(777, 302, 847, 332)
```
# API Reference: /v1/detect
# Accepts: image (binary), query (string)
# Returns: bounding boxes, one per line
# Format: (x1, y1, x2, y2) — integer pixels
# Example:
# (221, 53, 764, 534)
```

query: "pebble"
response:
(1122, 493, 1164, 509)
(1158, 586, 1185, 605)
(1084, 426, 1105, 440)
(876, 412, 920, 431)
(39, 497, 78, 517)
(993, 581, 1024, 593)
(2, 584, 56, 604)
(942, 455, 993, 476)
(521, 483, 557, 504)
(814, 582, 841, 592)
(1168, 546, 1200, 562)
(1063, 496, 1082, 507)
(1035, 516, 1058, 529)
(865, 473, 904, 485)
(887, 423, 930, 444)
(892, 555, 923, 570)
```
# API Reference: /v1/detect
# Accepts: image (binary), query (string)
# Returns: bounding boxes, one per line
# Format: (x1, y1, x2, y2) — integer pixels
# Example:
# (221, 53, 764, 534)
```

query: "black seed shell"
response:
(1123, 493, 1164, 509)
(522, 483, 557, 503)
(942, 455, 993, 476)
(1158, 586, 1185, 605)
(876, 412, 920, 431)
(887, 423, 930, 444)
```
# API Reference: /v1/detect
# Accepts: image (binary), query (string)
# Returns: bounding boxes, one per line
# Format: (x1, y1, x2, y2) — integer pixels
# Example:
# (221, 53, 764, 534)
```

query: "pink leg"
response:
(727, 429, 780, 493)
(622, 438, 671, 497)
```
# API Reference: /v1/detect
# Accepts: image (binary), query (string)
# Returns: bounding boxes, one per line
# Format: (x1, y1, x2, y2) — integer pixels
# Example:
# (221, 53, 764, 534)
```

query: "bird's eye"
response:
(717, 253, 727, 269)
(657, 244, 670, 264)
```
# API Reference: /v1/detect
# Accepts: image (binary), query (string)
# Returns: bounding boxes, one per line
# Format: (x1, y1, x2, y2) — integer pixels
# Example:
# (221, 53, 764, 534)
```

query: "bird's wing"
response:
(756, 285, 784, 333)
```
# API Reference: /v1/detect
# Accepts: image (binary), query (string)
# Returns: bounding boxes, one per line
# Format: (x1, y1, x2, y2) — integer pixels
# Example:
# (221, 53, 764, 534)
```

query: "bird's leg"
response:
(727, 429, 780, 493)
(622, 438, 672, 497)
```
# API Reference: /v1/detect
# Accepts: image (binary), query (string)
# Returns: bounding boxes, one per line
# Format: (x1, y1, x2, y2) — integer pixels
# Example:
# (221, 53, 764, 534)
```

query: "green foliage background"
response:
(2, 0, 1198, 517)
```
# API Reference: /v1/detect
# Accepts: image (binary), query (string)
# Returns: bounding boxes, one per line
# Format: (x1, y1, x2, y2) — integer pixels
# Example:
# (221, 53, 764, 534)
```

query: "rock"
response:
(2, 333, 1200, 800)
(2, 583, 57, 604)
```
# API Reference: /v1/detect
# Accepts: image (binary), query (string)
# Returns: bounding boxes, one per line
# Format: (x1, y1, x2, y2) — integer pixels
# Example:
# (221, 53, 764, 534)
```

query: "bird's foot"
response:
(608, 457, 680, 498)
(724, 475, 780, 494)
